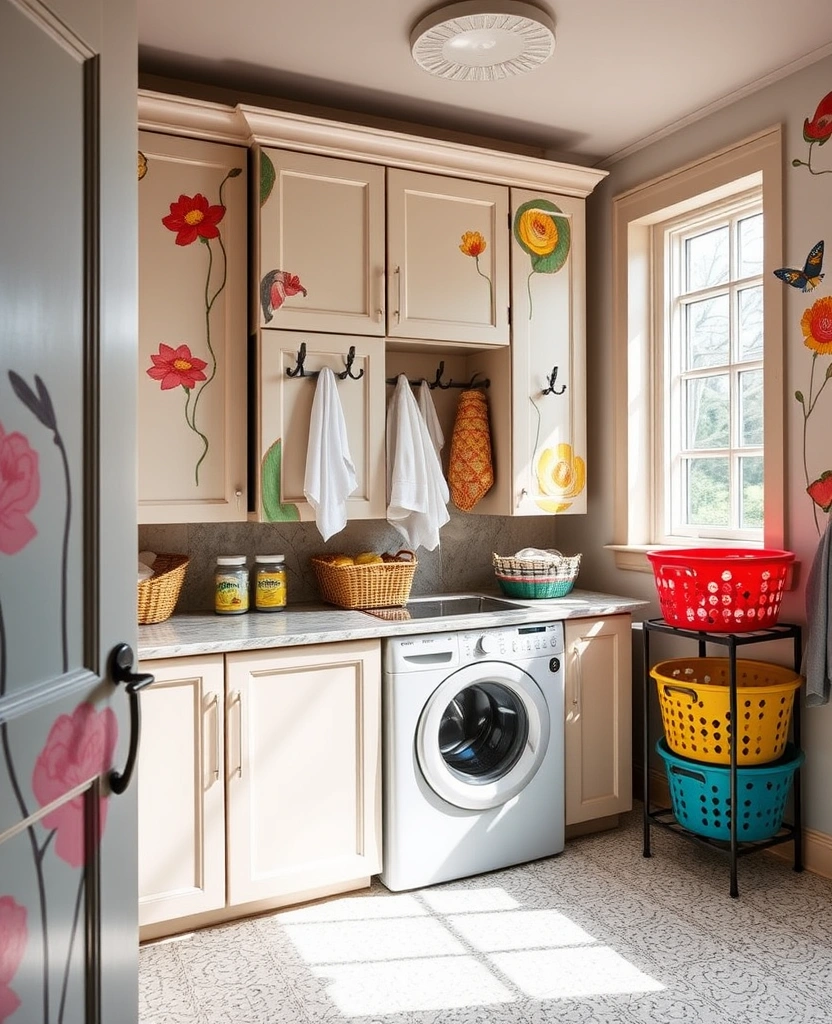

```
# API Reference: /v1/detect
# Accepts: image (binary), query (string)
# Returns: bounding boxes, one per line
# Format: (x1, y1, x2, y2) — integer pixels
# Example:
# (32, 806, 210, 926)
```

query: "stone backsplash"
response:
(139, 510, 564, 612)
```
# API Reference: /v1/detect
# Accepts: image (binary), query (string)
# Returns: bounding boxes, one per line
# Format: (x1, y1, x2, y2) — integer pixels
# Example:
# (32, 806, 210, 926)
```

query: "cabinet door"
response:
(257, 147, 386, 335)
(137, 656, 226, 928)
(564, 616, 632, 825)
(138, 131, 248, 523)
(510, 188, 587, 515)
(225, 640, 382, 907)
(387, 168, 509, 345)
(253, 331, 386, 524)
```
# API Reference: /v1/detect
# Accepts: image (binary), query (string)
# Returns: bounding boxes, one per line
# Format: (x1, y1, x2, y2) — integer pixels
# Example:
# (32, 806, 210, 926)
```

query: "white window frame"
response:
(656, 191, 764, 544)
(607, 127, 784, 574)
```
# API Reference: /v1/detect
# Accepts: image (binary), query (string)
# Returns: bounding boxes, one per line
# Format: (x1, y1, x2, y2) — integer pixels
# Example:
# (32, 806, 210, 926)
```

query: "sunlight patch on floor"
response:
(492, 946, 666, 999)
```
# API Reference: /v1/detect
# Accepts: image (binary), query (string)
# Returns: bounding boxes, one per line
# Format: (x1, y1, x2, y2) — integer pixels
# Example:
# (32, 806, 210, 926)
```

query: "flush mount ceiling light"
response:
(410, 0, 556, 82)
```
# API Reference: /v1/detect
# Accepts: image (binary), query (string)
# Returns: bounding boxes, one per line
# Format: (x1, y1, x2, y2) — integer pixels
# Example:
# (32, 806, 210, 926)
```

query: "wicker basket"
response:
(492, 551, 581, 599)
(137, 553, 189, 624)
(311, 550, 417, 609)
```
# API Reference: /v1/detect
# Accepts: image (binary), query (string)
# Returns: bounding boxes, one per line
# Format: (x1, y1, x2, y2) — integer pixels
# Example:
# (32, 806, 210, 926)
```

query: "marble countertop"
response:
(137, 589, 649, 660)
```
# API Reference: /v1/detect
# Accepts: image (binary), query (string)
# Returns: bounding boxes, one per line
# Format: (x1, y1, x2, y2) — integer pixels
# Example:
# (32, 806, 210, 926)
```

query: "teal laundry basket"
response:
(657, 739, 803, 842)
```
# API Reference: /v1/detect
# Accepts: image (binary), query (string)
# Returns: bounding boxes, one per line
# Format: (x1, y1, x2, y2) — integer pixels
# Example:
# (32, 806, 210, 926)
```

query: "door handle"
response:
(393, 265, 401, 324)
(108, 643, 155, 795)
(205, 692, 220, 784)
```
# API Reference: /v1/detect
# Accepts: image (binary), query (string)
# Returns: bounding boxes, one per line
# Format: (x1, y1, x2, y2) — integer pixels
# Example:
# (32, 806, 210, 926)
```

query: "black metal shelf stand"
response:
(642, 618, 803, 898)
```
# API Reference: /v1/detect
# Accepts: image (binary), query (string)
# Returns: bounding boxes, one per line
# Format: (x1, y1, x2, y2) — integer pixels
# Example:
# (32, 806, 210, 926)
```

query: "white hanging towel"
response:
(386, 374, 449, 551)
(303, 366, 358, 541)
(417, 380, 445, 461)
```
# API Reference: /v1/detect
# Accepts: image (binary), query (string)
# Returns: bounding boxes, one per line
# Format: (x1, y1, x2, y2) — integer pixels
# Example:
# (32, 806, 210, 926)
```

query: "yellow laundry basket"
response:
(651, 657, 801, 765)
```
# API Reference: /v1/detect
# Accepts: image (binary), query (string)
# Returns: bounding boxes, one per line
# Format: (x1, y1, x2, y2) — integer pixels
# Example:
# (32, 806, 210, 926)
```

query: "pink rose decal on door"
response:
(32, 703, 118, 868)
(0, 421, 39, 555)
(0, 897, 27, 1023)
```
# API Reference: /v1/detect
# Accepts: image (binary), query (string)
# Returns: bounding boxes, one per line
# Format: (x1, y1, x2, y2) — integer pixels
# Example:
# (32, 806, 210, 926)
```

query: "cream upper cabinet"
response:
(387, 168, 510, 346)
(564, 615, 633, 826)
(137, 655, 226, 930)
(474, 188, 587, 516)
(256, 147, 386, 335)
(138, 131, 248, 523)
(225, 640, 382, 907)
(252, 331, 386, 524)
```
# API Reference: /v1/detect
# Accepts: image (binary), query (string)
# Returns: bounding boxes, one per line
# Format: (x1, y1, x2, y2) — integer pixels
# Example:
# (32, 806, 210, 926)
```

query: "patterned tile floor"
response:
(139, 811, 832, 1024)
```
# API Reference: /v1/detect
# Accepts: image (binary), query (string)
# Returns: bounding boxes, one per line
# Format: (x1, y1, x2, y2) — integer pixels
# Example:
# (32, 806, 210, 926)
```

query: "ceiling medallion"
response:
(410, 0, 556, 82)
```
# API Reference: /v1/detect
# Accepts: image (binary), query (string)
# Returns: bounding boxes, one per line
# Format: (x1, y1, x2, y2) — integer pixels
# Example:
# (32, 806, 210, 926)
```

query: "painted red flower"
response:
(0, 896, 27, 1022)
(0, 421, 39, 556)
(804, 91, 832, 144)
(808, 470, 832, 513)
(162, 193, 226, 246)
(32, 703, 118, 868)
(147, 343, 208, 391)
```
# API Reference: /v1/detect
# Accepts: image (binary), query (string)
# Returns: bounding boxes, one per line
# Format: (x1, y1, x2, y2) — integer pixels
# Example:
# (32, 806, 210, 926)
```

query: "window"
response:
(657, 196, 764, 542)
(609, 128, 784, 573)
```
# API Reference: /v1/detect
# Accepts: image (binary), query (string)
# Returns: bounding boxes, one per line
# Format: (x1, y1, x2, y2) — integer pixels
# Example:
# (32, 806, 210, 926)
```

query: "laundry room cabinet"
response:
(252, 331, 387, 523)
(137, 130, 248, 524)
(564, 615, 633, 828)
(136, 639, 382, 939)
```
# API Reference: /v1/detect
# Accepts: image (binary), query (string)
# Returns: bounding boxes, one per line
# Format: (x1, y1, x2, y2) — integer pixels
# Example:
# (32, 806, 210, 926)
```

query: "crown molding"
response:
(138, 89, 607, 198)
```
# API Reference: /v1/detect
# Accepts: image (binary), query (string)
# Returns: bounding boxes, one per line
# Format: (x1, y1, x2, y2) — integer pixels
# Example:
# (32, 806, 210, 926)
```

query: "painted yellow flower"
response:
(516, 208, 559, 257)
(534, 442, 586, 513)
(801, 295, 832, 354)
(459, 231, 487, 257)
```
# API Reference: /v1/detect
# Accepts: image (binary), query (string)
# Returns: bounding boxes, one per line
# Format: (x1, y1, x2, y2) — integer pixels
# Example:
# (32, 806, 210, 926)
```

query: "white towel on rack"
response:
(804, 515, 832, 706)
(303, 366, 357, 541)
(417, 380, 445, 461)
(386, 374, 449, 551)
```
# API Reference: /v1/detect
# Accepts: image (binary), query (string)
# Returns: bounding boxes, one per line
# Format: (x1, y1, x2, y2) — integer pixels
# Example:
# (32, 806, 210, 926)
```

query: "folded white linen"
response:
(386, 374, 449, 551)
(303, 366, 358, 541)
(417, 380, 445, 461)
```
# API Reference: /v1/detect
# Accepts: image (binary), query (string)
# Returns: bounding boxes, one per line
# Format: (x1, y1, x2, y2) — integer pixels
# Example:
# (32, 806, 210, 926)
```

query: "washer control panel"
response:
(460, 620, 564, 659)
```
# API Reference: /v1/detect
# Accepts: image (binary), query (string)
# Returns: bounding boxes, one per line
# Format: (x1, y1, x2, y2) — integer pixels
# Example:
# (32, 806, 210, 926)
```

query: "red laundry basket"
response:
(646, 547, 793, 632)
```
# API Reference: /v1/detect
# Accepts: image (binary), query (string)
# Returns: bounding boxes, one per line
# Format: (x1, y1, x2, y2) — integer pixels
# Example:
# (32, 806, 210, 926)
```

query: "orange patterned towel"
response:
(448, 389, 494, 511)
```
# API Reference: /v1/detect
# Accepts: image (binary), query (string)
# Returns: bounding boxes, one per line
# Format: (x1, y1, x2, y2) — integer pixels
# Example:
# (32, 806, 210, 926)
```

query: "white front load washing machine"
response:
(380, 620, 565, 891)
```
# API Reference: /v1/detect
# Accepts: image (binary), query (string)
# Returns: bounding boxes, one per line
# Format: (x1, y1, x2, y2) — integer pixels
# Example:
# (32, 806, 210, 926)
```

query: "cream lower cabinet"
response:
(137, 656, 226, 928)
(137, 639, 381, 938)
(564, 615, 633, 827)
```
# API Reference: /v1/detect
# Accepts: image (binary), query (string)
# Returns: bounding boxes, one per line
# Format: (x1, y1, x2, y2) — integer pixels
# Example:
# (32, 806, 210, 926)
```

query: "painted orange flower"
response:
(801, 295, 832, 354)
(516, 208, 559, 257)
(162, 193, 226, 246)
(460, 231, 487, 258)
(147, 343, 208, 391)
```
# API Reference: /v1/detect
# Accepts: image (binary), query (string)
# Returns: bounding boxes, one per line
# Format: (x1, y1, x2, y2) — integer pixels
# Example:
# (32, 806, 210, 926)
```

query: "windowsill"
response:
(605, 543, 800, 590)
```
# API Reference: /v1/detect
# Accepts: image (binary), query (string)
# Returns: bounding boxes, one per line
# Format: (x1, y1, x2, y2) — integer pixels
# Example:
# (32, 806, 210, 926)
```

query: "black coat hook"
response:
(542, 365, 567, 396)
(385, 360, 489, 390)
(285, 342, 364, 380)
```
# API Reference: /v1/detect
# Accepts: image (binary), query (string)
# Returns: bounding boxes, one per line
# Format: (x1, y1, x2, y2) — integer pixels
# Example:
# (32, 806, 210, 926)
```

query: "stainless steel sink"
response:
(362, 594, 519, 621)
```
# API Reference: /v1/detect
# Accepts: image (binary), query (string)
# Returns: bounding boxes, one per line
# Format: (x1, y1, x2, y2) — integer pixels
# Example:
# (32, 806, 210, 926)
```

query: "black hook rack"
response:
(286, 342, 364, 380)
(542, 365, 567, 396)
(385, 361, 490, 390)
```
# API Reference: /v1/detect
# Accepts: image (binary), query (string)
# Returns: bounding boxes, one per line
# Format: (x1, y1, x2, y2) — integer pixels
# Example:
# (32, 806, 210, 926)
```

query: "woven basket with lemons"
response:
(311, 549, 417, 609)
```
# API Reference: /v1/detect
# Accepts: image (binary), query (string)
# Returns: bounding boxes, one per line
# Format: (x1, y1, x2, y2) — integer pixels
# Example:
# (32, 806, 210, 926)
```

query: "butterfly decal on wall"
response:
(773, 241, 825, 292)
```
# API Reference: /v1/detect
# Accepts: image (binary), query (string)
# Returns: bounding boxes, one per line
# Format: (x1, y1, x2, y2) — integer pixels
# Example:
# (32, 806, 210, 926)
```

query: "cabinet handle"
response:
(231, 689, 243, 779)
(571, 642, 584, 722)
(393, 265, 401, 324)
(205, 692, 220, 784)
(377, 266, 385, 322)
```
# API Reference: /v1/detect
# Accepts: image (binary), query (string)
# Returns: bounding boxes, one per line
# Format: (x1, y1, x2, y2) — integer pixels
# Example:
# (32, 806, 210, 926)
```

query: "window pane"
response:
(686, 294, 729, 368)
(686, 458, 730, 527)
(738, 286, 763, 360)
(740, 369, 763, 446)
(740, 455, 764, 528)
(686, 375, 729, 448)
(686, 226, 729, 290)
(738, 214, 763, 276)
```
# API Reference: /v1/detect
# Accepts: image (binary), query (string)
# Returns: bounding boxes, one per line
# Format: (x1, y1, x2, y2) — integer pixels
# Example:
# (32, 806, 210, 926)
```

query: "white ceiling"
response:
(138, 0, 832, 165)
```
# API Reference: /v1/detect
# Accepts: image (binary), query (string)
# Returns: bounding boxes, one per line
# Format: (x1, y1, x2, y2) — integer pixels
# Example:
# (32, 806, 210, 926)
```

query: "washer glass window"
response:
(439, 682, 529, 784)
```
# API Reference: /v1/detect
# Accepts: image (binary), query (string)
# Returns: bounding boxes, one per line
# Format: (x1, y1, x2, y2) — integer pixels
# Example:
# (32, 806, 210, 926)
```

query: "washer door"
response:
(415, 661, 551, 811)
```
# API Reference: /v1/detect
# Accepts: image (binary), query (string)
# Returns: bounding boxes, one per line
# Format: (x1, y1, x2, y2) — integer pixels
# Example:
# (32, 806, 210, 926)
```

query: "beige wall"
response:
(557, 53, 832, 832)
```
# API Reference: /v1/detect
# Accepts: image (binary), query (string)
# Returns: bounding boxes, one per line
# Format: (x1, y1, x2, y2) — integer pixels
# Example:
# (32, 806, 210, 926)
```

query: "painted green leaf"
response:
(261, 438, 300, 522)
(795, 390, 805, 404)
(260, 152, 276, 207)
(513, 198, 571, 274)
